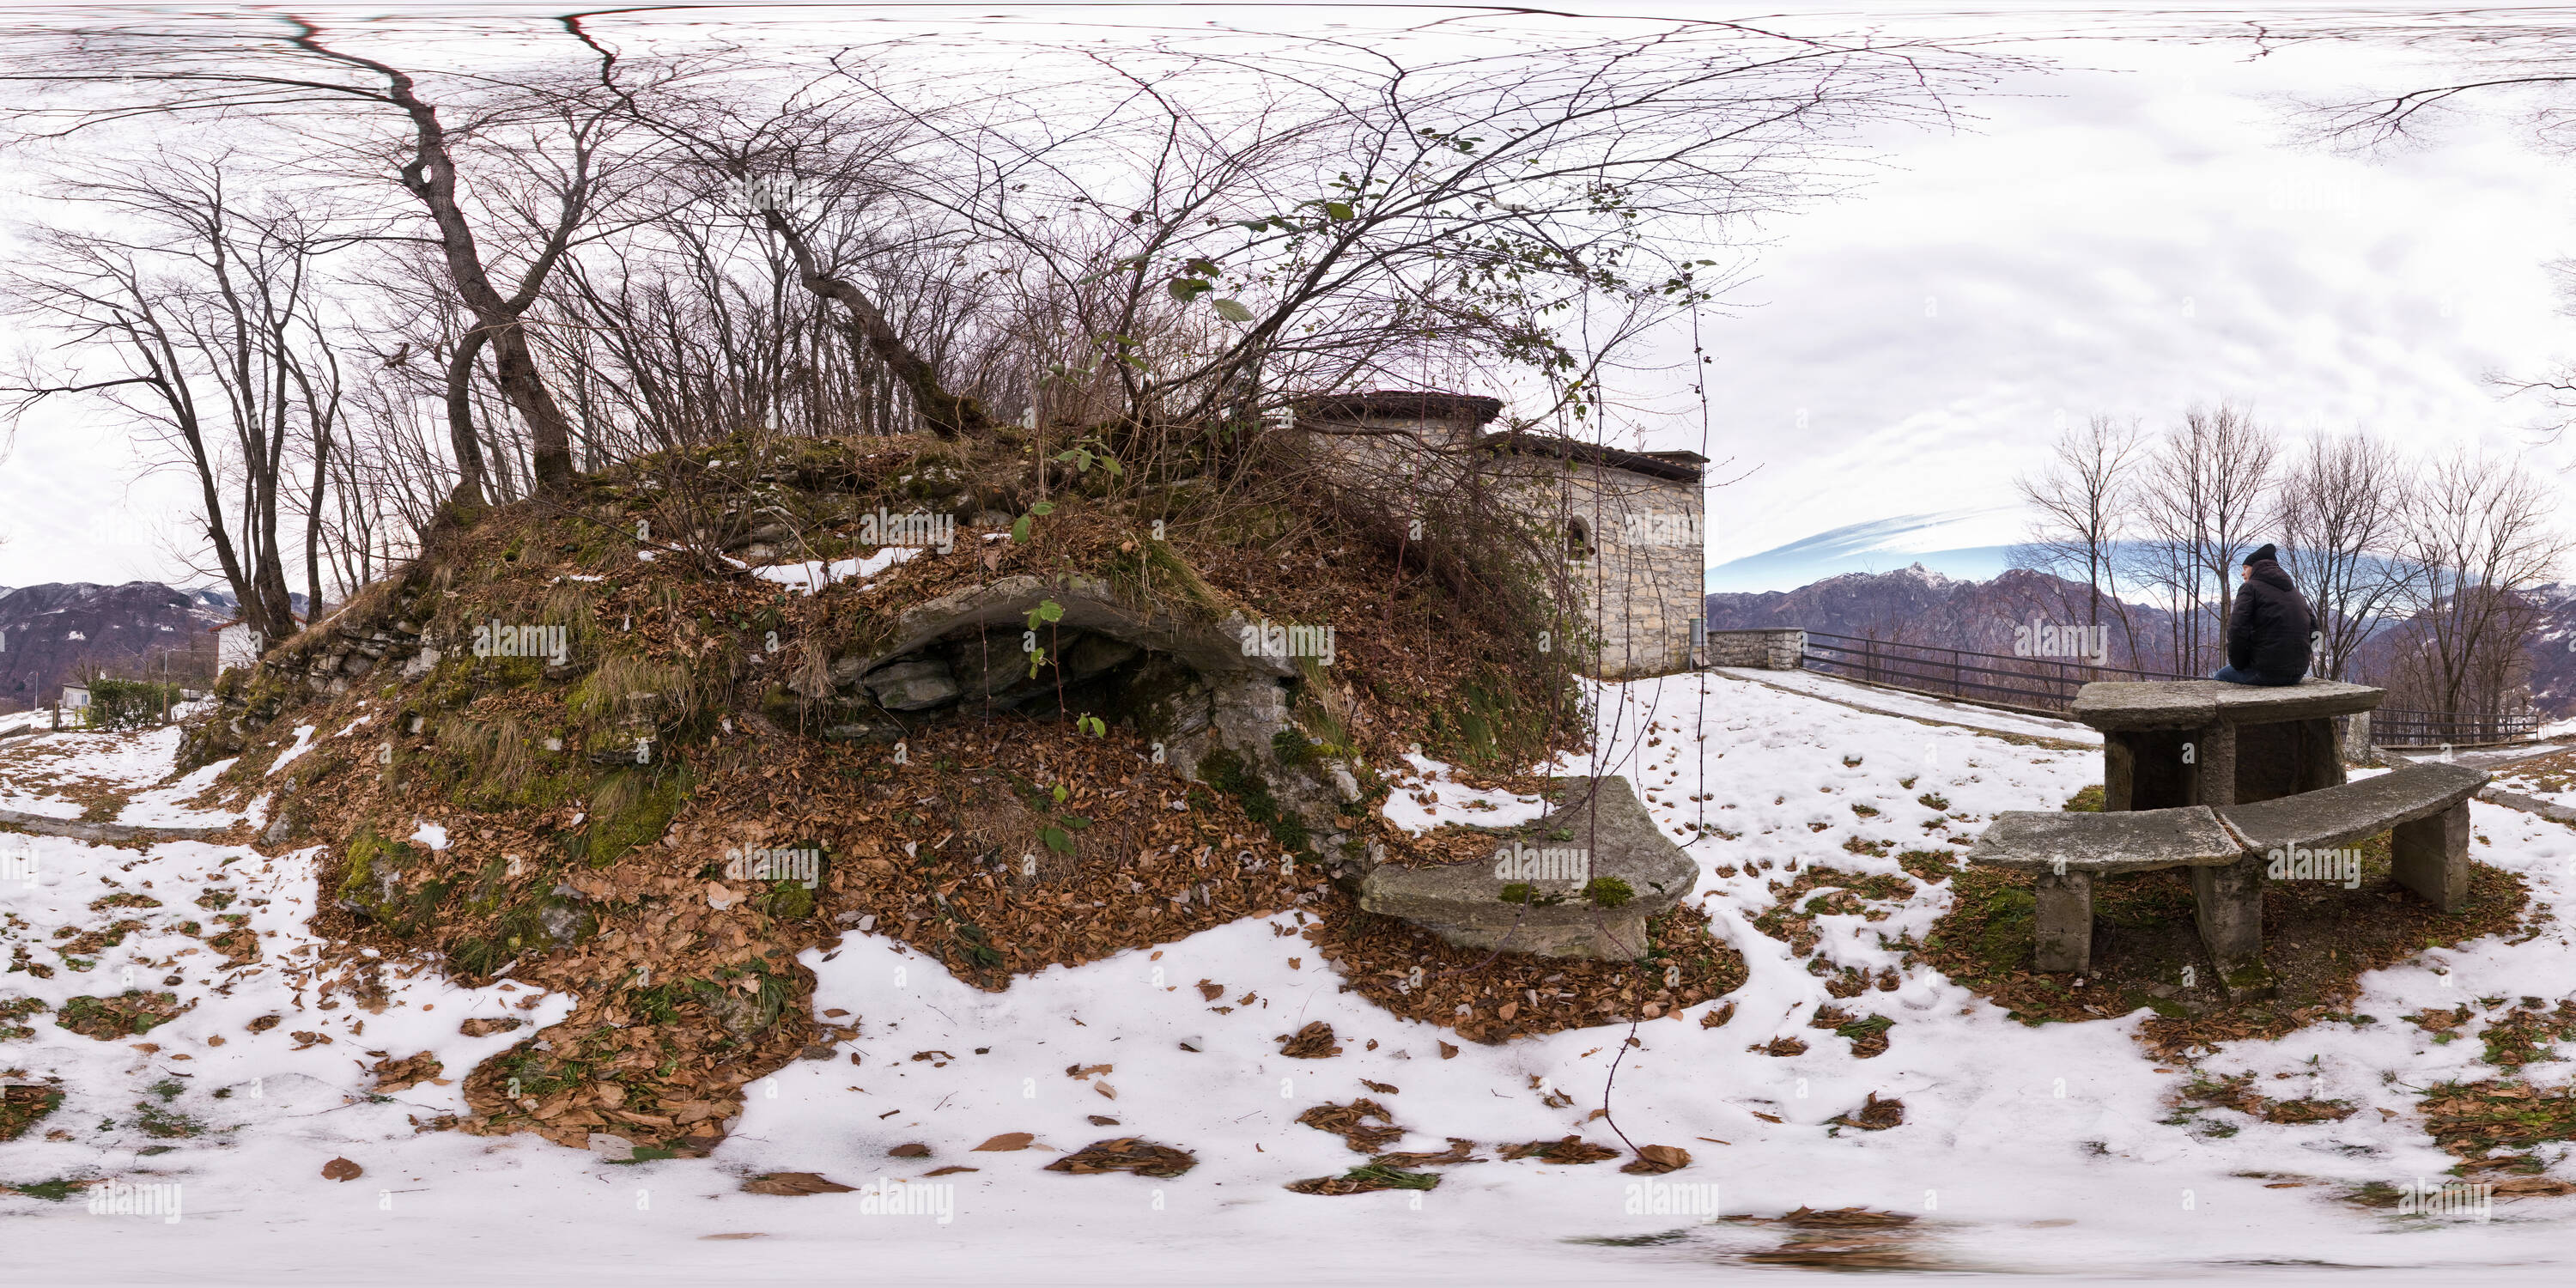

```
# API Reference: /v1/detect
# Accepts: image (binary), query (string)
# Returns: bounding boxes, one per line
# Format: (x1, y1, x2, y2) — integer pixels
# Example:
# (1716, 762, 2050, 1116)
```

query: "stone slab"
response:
(1358, 775, 1695, 959)
(853, 574, 1300, 682)
(1962, 805, 2246, 875)
(2070, 678, 2385, 732)
(2217, 762, 2488, 857)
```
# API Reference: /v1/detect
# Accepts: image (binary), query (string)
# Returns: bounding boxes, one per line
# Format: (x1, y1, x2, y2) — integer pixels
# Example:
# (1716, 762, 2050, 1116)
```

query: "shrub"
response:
(82, 678, 186, 730)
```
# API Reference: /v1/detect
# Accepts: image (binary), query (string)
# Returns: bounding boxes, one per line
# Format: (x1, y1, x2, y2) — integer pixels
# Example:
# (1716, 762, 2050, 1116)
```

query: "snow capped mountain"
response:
(0, 581, 230, 712)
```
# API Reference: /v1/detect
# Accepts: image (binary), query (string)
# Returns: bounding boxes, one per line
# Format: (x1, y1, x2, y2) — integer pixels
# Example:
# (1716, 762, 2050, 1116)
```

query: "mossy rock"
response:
(756, 879, 818, 922)
(447, 893, 594, 979)
(337, 826, 453, 939)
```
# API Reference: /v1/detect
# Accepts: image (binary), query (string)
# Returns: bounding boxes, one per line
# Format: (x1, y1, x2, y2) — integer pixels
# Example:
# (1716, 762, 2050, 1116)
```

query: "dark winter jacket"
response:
(2227, 559, 2313, 682)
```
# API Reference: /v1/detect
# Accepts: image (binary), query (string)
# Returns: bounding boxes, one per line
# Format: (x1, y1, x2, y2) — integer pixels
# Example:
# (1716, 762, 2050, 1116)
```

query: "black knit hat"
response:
(2242, 544, 2277, 567)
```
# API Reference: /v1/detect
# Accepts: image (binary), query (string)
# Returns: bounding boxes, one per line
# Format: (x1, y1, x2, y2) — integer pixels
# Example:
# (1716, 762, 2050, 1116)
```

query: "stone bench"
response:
(1963, 762, 2488, 995)
(1358, 775, 1695, 959)
(2072, 678, 2385, 811)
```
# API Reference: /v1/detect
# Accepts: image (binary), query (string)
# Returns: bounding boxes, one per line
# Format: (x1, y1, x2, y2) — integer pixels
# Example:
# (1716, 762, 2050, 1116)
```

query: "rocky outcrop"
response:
(1357, 777, 1696, 959)
(820, 574, 1373, 870)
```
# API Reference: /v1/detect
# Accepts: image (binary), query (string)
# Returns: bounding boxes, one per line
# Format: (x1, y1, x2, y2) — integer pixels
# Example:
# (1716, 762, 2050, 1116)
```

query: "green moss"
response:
(1972, 888, 2037, 970)
(9, 1178, 82, 1201)
(583, 762, 692, 869)
(56, 991, 180, 1040)
(757, 879, 817, 922)
(2063, 784, 2105, 812)
(1583, 877, 1634, 909)
(1498, 883, 1535, 905)
(1832, 1013, 1893, 1042)
(131, 1102, 204, 1139)
(1198, 748, 1310, 854)
(336, 826, 453, 939)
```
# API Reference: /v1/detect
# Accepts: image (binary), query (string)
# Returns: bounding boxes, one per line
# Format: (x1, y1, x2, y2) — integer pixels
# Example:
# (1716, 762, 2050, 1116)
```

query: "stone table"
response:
(2062, 677, 2385, 994)
(2069, 678, 2384, 812)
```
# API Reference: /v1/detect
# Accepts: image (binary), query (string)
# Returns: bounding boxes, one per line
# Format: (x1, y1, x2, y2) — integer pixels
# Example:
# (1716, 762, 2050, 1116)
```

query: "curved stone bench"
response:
(1964, 762, 2488, 995)
(1358, 776, 1694, 959)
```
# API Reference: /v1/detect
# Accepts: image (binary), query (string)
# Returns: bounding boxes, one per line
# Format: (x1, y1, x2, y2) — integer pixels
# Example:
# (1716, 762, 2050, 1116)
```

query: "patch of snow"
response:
(264, 724, 318, 778)
(748, 548, 923, 596)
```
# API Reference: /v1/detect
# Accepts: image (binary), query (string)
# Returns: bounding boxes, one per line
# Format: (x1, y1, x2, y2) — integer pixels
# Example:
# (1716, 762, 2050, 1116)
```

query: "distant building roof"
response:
(1294, 390, 1505, 426)
(1476, 431, 1704, 483)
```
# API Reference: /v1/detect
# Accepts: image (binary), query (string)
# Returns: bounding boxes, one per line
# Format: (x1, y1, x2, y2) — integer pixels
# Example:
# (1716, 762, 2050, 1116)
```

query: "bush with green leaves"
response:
(82, 678, 186, 730)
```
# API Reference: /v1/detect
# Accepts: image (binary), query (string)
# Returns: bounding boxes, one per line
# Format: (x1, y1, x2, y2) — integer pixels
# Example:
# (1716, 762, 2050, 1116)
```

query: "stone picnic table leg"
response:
(2032, 867, 2093, 974)
(2391, 799, 2471, 914)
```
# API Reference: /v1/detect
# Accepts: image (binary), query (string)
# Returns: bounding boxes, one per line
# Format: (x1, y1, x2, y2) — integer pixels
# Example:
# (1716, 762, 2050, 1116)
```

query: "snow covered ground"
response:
(4, 677, 2575, 1285)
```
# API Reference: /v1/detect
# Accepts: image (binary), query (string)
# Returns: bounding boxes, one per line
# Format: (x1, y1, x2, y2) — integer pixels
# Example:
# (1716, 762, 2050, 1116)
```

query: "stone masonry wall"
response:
(1297, 414, 1705, 681)
(1705, 628, 1805, 670)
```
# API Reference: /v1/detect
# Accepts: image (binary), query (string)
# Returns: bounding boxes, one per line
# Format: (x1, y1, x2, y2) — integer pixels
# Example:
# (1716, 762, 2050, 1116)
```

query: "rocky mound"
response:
(177, 428, 1597, 1151)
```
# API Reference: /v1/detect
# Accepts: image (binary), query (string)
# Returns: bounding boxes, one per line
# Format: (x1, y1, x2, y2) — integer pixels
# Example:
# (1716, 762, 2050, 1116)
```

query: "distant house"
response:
(215, 620, 264, 672)
(56, 681, 90, 728)
(1297, 391, 1708, 679)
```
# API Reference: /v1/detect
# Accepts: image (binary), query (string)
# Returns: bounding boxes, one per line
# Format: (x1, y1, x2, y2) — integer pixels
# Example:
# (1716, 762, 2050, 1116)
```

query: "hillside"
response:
(139, 428, 1625, 1154)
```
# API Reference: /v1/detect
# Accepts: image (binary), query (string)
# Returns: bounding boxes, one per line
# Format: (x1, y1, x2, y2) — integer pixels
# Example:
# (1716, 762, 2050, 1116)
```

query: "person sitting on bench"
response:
(2213, 544, 2312, 687)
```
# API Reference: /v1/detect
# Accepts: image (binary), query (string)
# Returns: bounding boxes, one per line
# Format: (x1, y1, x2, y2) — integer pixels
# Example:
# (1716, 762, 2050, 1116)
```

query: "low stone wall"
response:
(1705, 629, 1804, 671)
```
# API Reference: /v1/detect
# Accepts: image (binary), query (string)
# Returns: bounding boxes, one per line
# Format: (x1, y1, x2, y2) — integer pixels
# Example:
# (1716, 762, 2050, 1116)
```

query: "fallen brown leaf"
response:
(972, 1132, 1036, 1151)
(1044, 1138, 1196, 1178)
(1621, 1144, 1692, 1175)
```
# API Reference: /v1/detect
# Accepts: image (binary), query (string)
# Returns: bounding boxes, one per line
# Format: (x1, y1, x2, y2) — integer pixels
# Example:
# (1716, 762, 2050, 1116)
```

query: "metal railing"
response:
(2370, 709, 2543, 748)
(1798, 632, 2190, 714)
(1795, 631, 2544, 746)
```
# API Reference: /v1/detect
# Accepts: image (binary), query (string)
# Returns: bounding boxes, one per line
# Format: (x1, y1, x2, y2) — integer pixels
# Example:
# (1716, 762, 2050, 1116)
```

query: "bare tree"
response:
(2385, 448, 2572, 724)
(2013, 414, 2142, 659)
(2272, 432, 2409, 680)
(0, 13, 682, 500)
(0, 151, 349, 644)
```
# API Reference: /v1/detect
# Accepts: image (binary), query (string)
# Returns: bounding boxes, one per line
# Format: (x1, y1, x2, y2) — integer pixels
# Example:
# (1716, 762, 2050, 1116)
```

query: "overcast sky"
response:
(3, 3, 2573, 593)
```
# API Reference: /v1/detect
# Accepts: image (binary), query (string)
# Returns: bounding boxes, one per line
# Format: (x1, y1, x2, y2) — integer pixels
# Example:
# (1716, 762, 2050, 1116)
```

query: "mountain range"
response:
(0, 582, 303, 713)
